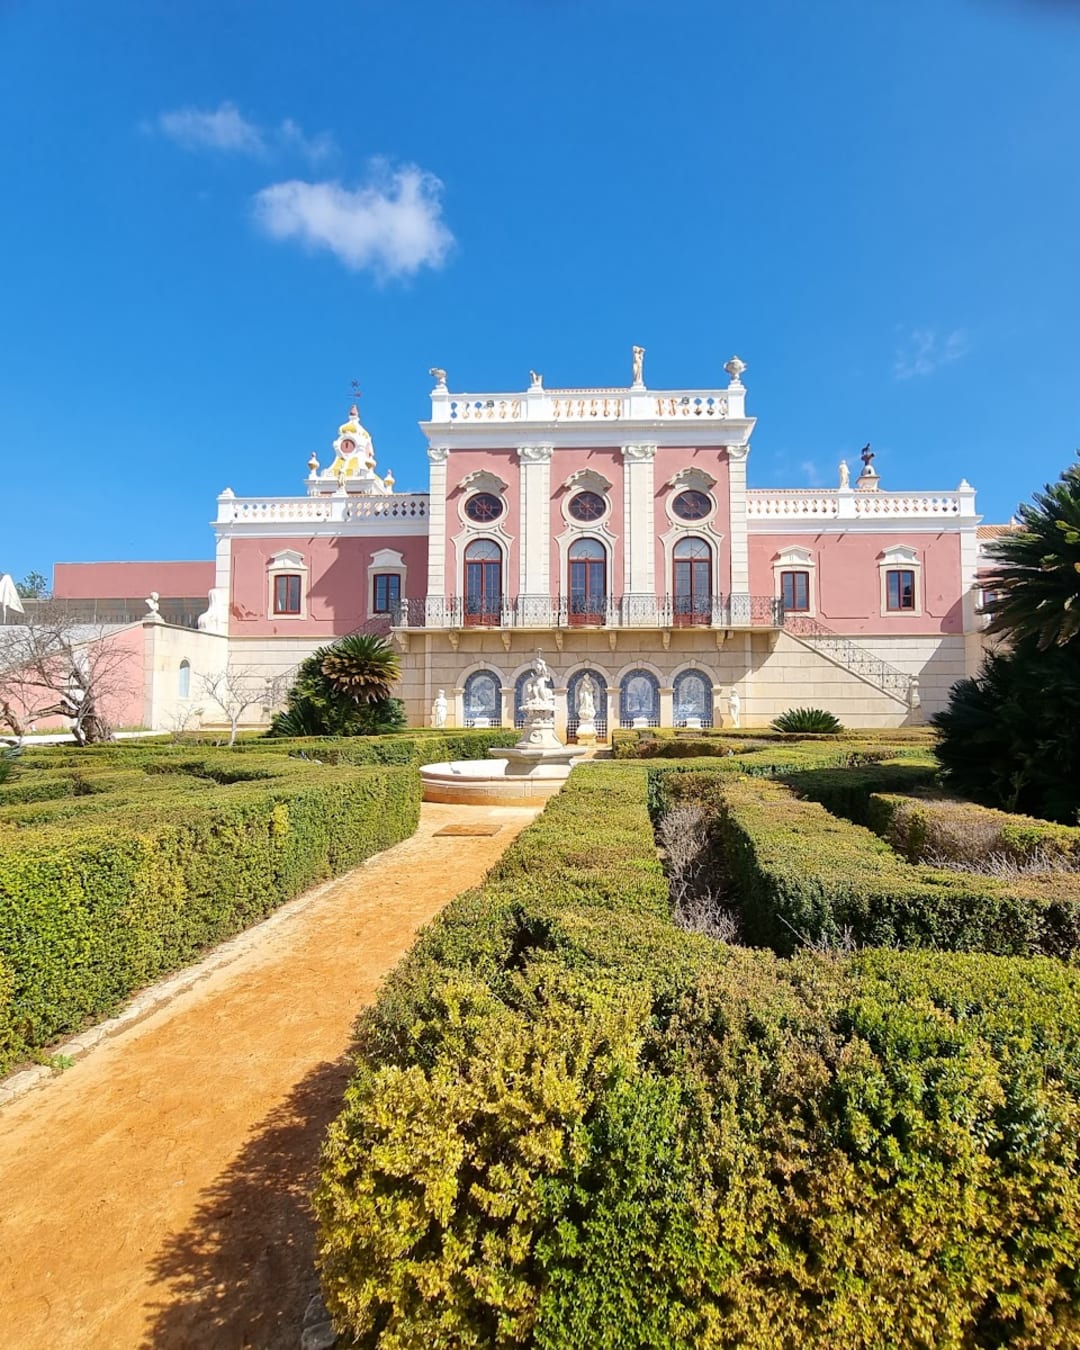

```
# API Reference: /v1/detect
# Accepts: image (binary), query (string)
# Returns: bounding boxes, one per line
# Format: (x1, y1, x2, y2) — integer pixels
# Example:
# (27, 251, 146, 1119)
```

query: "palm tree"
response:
(982, 454, 1080, 649)
(318, 633, 401, 705)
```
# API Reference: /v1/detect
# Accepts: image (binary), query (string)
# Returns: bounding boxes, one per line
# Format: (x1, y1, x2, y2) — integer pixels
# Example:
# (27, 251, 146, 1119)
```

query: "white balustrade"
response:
(432, 387, 741, 425)
(217, 493, 429, 525)
(747, 489, 970, 522)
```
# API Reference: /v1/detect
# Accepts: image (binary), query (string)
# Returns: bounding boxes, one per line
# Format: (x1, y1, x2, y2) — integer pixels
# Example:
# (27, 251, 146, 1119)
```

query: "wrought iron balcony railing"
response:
(393, 594, 784, 630)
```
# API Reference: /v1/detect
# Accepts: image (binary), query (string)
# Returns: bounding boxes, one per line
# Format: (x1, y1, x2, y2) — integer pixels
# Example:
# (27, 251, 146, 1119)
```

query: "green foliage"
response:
(268, 633, 404, 737)
(932, 640, 1080, 823)
(983, 453, 1080, 649)
(14, 570, 49, 599)
(317, 764, 1080, 1347)
(0, 745, 420, 1070)
(869, 791, 1080, 868)
(0, 744, 18, 787)
(771, 706, 844, 734)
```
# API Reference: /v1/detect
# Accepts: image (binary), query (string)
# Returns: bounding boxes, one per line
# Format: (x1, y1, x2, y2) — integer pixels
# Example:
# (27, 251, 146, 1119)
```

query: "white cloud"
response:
(278, 118, 335, 164)
(893, 327, 970, 379)
(154, 104, 335, 163)
(158, 102, 265, 154)
(253, 163, 454, 279)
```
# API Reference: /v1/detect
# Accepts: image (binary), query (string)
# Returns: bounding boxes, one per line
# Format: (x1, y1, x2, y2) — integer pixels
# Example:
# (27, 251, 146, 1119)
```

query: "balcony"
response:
(393, 594, 784, 631)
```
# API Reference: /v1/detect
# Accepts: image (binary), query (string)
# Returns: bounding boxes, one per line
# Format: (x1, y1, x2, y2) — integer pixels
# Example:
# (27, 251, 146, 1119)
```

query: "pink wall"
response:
(4, 623, 146, 731)
(444, 450, 521, 595)
(652, 447, 732, 595)
(54, 560, 214, 600)
(228, 534, 428, 637)
(748, 531, 964, 633)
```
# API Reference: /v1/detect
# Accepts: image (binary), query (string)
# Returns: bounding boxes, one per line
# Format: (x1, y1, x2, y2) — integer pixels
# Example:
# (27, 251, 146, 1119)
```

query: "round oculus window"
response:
(568, 490, 607, 522)
(464, 491, 504, 523)
(672, 489, 712, 521)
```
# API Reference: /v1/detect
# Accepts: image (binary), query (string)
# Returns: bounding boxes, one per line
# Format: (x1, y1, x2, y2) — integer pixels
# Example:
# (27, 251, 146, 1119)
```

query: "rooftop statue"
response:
(631, 345, 645, 387)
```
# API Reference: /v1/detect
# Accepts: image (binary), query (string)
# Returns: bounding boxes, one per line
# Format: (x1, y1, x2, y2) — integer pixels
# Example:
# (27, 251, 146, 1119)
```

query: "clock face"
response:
(341, 439, 355, 455)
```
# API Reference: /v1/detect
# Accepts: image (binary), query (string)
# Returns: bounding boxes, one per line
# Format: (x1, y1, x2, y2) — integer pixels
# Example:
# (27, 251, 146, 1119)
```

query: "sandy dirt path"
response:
(0, 802, 539, 1350)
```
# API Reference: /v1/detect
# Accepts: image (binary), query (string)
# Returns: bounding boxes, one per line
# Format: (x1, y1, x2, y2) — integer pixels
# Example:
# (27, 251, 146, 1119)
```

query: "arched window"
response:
(464, 539, 502, 625)
(463, 669, 502, 727)
(178, 659, 191, 699)
(673, 669, 713, 728)
(567, 668, 609, 742)
(567, 537, 607, 625)
(619, 669, 660, 728)
(672, 537, 712, 625)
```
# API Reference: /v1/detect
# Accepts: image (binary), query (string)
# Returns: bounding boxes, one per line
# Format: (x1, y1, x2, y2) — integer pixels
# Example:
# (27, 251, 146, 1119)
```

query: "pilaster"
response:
(621, 443, 657, 598)
(517, 444, 553, 600)
(426, 446, 450, 602)
(726, 443, 750, 593)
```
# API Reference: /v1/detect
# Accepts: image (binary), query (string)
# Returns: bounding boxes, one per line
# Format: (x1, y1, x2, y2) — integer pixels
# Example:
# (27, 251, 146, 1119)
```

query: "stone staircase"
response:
(782, 615, 916, 706)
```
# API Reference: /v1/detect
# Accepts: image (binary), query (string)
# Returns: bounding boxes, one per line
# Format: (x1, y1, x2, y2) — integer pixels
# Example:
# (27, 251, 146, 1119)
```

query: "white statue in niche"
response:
(728, 687, 741, 729)
(432, 689, 448, 728)
(577, 675, 597, 721)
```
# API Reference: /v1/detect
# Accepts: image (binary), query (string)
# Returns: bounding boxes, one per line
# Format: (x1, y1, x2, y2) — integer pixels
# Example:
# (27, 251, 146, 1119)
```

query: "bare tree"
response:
(0, 604, 136, 745)
(198, 667, 282, 746)
(657, 803, 740, 943)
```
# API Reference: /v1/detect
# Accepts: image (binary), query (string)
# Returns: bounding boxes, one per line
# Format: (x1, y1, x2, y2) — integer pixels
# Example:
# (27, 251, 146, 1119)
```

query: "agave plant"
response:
(318, 633, 401, 705)
(982, 454, 1080, 650)
(771, 707, 843, 734)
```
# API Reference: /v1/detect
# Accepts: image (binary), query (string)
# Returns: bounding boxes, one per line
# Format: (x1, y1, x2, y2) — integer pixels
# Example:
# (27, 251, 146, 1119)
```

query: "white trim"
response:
(553, 526, 616, 607)
(659, 525, 725, 604)
(452, 527, 514, 606)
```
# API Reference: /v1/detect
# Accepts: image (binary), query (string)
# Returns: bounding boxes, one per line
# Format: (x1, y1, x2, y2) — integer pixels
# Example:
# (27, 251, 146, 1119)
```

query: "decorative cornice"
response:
(726, 443, 750, 462)
(565, 467, 613, 493)
(458, 469, 508, 493)
(622, 443, 657, 462)
(427, 446, 450, 464)
(669, 465, 717, 492)
(517, 444, 554, 464)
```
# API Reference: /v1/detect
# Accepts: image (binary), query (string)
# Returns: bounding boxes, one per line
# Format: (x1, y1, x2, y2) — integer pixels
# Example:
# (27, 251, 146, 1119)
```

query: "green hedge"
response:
(316, 764, 1080, 1348)
(0, 752, 420, 1071)
(671, 772, 1080, 959)
(780, 759, 941, 824)
(868, 792, 1080, 867)
(611, 725, 937, 758)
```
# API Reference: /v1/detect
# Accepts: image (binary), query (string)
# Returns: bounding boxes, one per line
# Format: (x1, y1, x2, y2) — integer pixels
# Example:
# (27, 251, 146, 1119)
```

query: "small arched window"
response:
(567, 537, 607, 625)
(464, 539, 502, 625)
(672, 536, 713, 624)
(178, 660, 191, 699)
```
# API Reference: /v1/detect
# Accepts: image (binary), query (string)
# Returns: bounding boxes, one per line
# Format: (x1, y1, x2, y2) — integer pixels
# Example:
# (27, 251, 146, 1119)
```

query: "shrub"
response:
(318, 763, 1080, 1348)
(932, 640, 1080, 824)
(868, 792, 1080, 870)
(268, 633, 405, 737)
(771, 706, 844, 734)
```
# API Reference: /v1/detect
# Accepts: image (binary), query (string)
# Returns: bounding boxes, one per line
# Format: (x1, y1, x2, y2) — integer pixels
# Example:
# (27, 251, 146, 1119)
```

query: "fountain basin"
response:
(420, 748, 586, 805)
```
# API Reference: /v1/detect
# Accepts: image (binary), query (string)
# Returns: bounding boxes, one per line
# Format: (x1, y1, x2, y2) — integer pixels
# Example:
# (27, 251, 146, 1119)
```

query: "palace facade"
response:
(42, 356, 995, 734)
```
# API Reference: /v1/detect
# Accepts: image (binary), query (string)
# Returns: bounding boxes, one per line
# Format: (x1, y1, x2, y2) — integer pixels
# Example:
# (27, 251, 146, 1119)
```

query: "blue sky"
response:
(2, 0, 1080, 579)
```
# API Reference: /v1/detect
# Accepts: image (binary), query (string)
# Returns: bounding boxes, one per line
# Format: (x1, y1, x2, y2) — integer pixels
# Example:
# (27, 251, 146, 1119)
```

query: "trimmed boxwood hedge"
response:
(316, 763, 1080, 1348)
(868, 791, 1080, 867)
(667, 771, 1080, 958)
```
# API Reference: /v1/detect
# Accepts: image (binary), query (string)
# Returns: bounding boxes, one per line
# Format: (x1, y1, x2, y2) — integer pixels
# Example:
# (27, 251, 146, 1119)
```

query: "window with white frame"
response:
(267, 550, 308, 620)
(878, 546, 922, 617)
(772, 547, 816, 617)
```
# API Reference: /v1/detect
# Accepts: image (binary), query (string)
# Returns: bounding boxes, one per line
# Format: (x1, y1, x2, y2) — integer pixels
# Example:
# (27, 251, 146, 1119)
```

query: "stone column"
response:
(621, 443, 657, 614)
(426, 446, 450, 617)
(659, 685, 674, 729)
(517, 444, 553, 615)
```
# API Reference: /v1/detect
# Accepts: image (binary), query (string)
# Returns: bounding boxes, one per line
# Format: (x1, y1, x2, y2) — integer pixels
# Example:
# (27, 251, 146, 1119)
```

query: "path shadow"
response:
(140, 1055, 352, 1350)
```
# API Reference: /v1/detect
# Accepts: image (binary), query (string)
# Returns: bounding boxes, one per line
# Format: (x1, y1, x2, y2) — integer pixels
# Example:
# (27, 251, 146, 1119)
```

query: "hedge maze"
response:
(0, 729, 516, 1072)
(317, 733, 1080, 1349)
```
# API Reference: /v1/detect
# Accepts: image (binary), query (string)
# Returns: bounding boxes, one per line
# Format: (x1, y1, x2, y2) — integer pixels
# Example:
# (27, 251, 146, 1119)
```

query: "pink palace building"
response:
(46, 353, 997, 734)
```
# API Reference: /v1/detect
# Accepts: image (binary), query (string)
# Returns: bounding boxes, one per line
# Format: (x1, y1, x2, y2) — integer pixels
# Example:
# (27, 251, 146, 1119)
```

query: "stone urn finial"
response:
(724, 356, 747, 386)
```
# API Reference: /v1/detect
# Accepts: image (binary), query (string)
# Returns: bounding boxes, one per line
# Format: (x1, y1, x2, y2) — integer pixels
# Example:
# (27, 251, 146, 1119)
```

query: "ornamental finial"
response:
(724, 356, 746, 386)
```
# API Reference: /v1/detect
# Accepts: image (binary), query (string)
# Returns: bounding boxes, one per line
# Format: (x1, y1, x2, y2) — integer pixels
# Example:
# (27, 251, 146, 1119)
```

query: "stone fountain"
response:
(419, 652, 587, 804)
